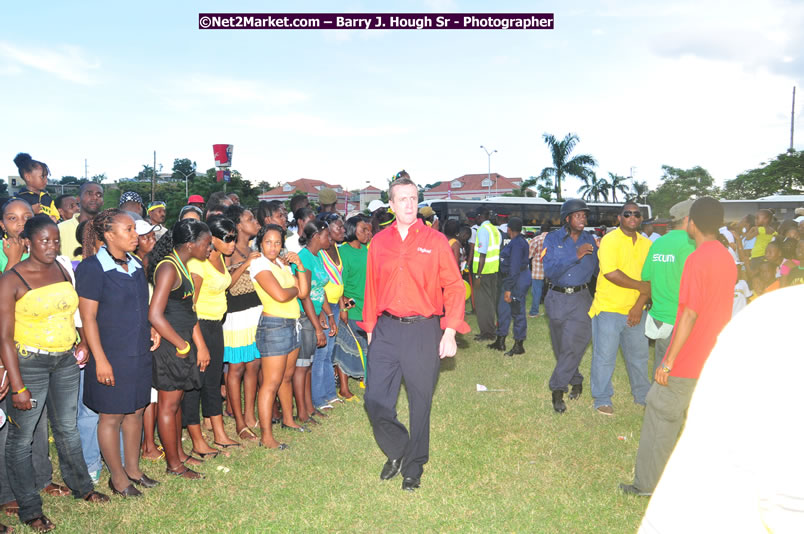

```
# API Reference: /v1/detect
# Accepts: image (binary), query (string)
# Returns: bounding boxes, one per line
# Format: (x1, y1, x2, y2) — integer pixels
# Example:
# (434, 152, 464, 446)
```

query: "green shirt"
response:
(339, 243, 368, 321)
(298, 248, 328, 315)
(0, 241, 29, 273)
(641, 230, 696, 324)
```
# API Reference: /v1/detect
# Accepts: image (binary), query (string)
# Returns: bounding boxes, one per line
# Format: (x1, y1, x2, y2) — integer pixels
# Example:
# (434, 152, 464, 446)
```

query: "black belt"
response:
(548, 282, 589, 295)
(381, 311, 432, 324)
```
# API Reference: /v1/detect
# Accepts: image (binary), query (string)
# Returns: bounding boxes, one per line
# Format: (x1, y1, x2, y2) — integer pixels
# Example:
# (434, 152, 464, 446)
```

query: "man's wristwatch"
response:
(661, 365, 671, 373)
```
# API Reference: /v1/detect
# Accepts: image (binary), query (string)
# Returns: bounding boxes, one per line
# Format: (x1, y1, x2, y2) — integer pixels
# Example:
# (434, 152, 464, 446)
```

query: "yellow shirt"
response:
(58, 215, 81, 262)
(249, 256, 301, 319)
(15, 281, 79, 352)
(321, 248, 344, 304)
(750, 226, 777, 258)
(589, 228, 652, 317)
(188, 255, 231, 321)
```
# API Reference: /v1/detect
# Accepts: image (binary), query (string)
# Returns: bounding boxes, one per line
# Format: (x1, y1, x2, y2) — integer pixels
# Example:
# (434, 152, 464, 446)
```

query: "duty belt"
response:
(381, 311, 432, 324)
(548, 282, 590, 295)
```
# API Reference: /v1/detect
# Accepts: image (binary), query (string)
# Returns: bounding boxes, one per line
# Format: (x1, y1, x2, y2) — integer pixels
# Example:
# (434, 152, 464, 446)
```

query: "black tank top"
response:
(156, 255, 197, 331)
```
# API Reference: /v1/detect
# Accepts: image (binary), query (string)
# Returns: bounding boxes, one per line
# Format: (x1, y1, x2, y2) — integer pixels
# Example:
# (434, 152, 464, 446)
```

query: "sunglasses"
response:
(622, 211, 643, 219)
(220, 234, 236, 243)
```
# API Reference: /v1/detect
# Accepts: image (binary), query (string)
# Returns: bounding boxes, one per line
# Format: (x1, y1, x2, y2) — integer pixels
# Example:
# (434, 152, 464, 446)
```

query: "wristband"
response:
(296, 268, 306, 273)
(327, 313, 334, 317)
(14, 386, 27, 395)
(176, 341, 191, 355)
(661, 365, 671, 373)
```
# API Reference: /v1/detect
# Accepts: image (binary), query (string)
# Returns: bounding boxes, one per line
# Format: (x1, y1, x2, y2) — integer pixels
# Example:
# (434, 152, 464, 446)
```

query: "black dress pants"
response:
(364, 315, 441, 479)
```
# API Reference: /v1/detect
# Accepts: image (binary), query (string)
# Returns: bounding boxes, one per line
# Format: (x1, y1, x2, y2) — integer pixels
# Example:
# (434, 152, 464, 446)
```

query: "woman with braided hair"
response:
(76, 208, 161, 497)
(146, 219, 212, 479)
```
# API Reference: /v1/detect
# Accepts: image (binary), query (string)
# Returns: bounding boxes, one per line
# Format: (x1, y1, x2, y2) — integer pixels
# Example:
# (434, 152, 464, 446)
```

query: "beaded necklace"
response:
(171, 249, 195, 296)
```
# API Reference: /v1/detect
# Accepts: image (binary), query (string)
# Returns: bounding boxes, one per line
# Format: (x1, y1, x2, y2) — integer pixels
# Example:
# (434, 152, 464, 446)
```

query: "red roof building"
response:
(258, 178, 357, 213)
(422, 173, 523, 201)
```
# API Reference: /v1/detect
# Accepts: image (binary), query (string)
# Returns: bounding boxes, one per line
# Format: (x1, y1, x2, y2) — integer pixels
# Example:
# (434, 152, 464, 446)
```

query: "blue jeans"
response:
(529, 279, 544, 315)
(6, 351, 94, 522)
(590, 311, 650, 409)
(312, 303, 339, 408)
(77, 369, 102, 474)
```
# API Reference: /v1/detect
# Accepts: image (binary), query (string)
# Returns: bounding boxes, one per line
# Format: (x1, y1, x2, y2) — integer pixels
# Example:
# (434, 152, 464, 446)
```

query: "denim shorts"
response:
(256, 316, 301, 358)
(297, 316, 316, 368)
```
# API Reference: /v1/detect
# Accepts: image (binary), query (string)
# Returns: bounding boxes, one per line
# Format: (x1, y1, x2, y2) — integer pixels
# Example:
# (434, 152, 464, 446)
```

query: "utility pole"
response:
(151, 151, 156, 202)
(791, 86, 796, 152)
(84, 159, 88, 181)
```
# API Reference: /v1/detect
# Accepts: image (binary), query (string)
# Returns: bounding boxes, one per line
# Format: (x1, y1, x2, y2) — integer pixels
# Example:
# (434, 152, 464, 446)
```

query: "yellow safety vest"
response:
(473, 221, 501, 274)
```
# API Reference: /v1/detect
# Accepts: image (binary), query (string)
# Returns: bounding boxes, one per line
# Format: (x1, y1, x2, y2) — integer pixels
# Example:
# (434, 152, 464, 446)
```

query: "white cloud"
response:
(0, 41, 100, 85)
(234, 112, 410, 137)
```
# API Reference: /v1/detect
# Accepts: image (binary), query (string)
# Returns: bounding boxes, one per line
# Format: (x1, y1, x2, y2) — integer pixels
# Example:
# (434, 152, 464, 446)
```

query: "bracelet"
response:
(14, 386, 26, 395)
(327, 313, 334, 317)
(176, 341, 191, 355)
(661, 365, 671, 373)
(296, 268, 306, 273)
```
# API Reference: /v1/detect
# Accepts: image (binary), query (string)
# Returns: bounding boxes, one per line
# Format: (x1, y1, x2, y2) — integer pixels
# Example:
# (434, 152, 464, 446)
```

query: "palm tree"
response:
(606, 172, 629, 203)
(577, 172, 610, 202)
(539, 133, 598, 201)
(630, 180, 649, 203)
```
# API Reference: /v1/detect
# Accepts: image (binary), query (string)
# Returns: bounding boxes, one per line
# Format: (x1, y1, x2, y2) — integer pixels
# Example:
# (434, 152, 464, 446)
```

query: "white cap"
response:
(367, 199, 386, 212)
(135, 220, 161, 236)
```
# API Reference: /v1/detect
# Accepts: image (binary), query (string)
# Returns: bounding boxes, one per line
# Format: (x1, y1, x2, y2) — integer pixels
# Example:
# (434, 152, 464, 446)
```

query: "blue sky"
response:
(2, 0, 802, 196)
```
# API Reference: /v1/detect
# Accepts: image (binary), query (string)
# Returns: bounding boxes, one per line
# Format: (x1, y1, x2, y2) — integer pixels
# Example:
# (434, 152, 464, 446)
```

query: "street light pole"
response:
(173, 163, 198, 200)
(480, 145, 497, 198)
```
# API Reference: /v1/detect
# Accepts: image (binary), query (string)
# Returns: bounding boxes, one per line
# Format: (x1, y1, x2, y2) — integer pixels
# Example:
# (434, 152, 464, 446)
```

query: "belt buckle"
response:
(566, 287, 575, 295)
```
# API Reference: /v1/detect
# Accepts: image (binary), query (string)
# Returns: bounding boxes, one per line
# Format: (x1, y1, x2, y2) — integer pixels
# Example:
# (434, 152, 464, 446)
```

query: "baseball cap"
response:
(188, 194, 205, 204)
(119, 191, 143, 207)
(419, 206, 435, 218)
(318, 188, 337, 205)
(135, 219, 161, 236)
(367, 199, 386, 212)
(669, 199, 694, 221)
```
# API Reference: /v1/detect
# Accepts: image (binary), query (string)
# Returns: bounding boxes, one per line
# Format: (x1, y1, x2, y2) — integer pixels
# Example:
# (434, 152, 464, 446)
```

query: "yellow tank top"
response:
(250, 256, 301, 319)
(321, 248, 344, 304)
(15, 280, 79, 352)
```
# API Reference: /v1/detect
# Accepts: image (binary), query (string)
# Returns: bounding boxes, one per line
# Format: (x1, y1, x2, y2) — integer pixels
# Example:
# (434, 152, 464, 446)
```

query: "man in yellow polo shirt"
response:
(589, 201, 652, 415)
(58, 182, 105, 262)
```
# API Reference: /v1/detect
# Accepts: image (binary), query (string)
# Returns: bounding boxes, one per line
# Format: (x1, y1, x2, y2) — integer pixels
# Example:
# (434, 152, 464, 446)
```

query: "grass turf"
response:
(30, 297, 652, 533)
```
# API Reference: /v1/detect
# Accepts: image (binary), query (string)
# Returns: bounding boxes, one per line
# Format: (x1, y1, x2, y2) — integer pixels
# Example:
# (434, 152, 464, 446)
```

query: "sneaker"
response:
(618, 483, 651, 497)
(528, 313, 539, 318)
(89, 469, 102, 485)
(596, 405, 614, 416)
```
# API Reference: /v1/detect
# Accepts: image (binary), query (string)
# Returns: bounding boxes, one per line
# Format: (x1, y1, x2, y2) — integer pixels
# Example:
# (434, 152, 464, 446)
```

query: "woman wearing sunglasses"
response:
(183, 216, 241, 457)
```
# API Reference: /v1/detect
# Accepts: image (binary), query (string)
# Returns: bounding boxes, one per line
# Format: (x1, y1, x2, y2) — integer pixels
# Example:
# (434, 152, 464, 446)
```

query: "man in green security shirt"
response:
(641, 199, 697, 377)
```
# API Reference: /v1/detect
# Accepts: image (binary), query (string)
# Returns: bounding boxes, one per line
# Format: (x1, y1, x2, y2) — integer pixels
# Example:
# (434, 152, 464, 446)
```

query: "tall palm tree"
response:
(606, 172, 629, 203)
(539, 133, 598, 201)
(630, 180, 649, 203)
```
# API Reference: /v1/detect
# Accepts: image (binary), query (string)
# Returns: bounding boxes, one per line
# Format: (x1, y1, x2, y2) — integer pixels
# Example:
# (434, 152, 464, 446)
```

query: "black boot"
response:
(504, 339, 525, 357)
(569, 383, 583, 400)
(487, 336, 506, 351)
(552, 390, 566, 413)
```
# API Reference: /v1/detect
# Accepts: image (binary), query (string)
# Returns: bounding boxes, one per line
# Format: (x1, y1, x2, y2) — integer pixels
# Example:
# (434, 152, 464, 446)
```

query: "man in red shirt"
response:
(359, 175, 469, 492)
(620, 197, 737, 496)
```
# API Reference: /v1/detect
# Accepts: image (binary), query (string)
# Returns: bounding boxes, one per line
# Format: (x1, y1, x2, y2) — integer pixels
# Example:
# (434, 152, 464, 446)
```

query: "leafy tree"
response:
(0, 181, 8, 197)
(650, 165, 719, 217)
(519, 175, 554, 201)
(577, 172, 610, 202)
(91, 173, 106, 184)
(60, 176, 83, 185)
(605, 172, 629, 203)
(722, 150, 804, 199)
(172, 158, 197, 182)
(538, 133, 598, 201)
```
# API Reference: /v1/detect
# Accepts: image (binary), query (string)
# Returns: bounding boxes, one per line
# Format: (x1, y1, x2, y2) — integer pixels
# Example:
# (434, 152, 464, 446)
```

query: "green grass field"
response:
(29, 299, 652, 533)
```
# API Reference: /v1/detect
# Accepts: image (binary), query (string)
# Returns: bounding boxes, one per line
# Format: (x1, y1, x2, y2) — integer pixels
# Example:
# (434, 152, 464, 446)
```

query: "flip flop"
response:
(238, 427, 259, 441)
(43, 483, 70, 497)
(165, 466, 204, 480)
(213, 441, 243, 449)
(191, 449, 219, 460)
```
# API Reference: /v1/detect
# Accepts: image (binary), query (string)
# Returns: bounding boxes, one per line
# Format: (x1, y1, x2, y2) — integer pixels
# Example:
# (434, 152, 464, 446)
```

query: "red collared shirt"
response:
(359, 219, 470, 334)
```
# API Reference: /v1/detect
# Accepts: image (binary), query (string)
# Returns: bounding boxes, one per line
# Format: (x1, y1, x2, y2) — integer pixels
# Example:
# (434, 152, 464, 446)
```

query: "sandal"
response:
(312, 408, 329, 418)
(238, 427, 259, 441)
(143, 449, 165, 461)
(81, 490, 110, 503)
(23, 515, 54, 533)
(43, 483, 70, 497)
(213, 441, 243, 449)
(165, 466, 204, 480)
(191, 449, 219, 460)
(2, 501, 18, 518)
(345, 395, 362, 403)
(179, 455, 204, 466)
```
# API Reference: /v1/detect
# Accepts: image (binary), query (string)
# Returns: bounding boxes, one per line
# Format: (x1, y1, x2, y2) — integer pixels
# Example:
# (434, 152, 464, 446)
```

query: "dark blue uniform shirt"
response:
(499, 234, 530, 293)
(543, 227, 598, 287)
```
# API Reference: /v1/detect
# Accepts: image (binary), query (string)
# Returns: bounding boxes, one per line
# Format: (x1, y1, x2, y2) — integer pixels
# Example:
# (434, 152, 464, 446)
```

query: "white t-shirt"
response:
(640, 285, 804, 534)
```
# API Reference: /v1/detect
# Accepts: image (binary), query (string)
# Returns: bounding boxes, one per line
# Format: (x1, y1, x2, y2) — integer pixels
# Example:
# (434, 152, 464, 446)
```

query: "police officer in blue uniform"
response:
(488, 217, 530, 356)
(543, 199, 598, 413)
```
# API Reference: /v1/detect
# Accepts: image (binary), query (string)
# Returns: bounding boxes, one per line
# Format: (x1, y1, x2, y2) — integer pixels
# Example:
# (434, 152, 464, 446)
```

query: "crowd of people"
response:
(1, 152, 803, 530)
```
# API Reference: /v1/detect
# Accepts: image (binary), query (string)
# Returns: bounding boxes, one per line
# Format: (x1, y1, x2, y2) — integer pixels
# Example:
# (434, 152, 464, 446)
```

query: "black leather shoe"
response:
(487, 336, 506, 351)
(379, 457, 403, 480)
(127, 473, 160, 488)
(504, 339, 525, 356)
(108, 479, 142, 498)
(569, 383, 583, 400)
(552, 390, 567, 413)
(401, 476, 420, 491)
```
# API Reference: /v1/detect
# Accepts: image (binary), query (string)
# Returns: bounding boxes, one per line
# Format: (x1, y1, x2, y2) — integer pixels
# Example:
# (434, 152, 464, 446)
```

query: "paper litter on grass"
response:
(476, 383, 508, 392)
